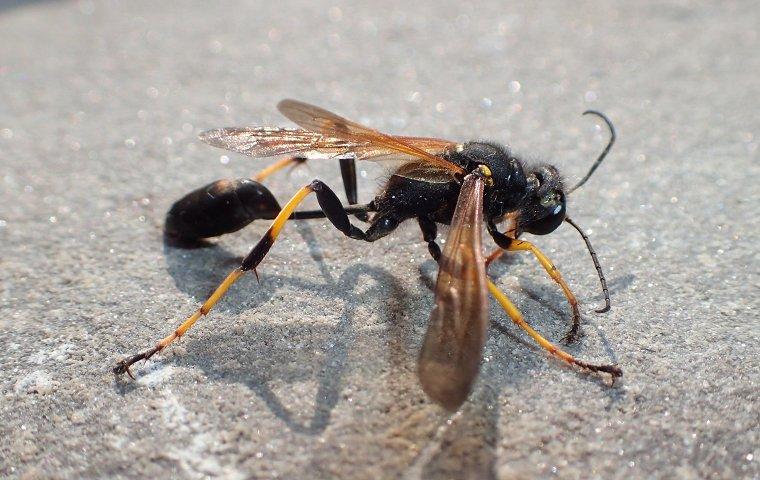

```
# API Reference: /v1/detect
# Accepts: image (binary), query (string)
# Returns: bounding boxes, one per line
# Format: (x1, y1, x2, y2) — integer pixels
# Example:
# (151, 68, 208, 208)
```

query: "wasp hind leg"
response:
(255, 155, 368, 222)
(115, 180, 388, 378)
(252, 155, 307, 182)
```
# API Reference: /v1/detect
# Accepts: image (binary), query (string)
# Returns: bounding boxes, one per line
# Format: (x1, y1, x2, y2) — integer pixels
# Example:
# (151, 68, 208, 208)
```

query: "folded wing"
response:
(418, 170, 489, 410)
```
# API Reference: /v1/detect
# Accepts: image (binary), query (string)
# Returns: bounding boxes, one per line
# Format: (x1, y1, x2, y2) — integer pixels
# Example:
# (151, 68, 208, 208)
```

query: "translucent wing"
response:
(198, 127, 356, 158)
(418, 171, 489, 410)
(277, 99, 464, 176)
(199, 126, 456, 163)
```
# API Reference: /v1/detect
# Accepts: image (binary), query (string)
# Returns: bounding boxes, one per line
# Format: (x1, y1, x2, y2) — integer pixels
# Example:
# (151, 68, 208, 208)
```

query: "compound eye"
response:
(540, 192, 560, 208)
(525, 197, 566, 235)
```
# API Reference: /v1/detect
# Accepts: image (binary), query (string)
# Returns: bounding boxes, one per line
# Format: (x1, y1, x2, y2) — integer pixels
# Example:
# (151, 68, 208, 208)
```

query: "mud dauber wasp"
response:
(115, 99, 621, 410)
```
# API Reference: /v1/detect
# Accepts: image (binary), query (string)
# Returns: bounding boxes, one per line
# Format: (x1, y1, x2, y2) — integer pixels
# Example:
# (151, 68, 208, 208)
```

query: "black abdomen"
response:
(165, 178, 281, 241)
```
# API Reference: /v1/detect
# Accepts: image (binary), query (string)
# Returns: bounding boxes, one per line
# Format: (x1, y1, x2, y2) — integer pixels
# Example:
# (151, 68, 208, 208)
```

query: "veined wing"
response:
(277, 99, 464, 176)
(199, 124, 459, 183)
(418, 170, 489, 410)
(199, 126, 456, 162)
(198, 127, 355, 158)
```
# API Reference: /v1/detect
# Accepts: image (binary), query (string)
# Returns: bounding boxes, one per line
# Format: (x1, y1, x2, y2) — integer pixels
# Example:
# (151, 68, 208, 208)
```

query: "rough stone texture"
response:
(0, 1, 757, 479)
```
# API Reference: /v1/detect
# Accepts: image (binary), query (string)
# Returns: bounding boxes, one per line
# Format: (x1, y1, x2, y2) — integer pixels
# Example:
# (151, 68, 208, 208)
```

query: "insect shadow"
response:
(418, 376, 501, 480)
(405, 263, 631, 477)
(161, 223, 423, 434)
(160, 220, 626, 441)
(160, 224, 517, 446)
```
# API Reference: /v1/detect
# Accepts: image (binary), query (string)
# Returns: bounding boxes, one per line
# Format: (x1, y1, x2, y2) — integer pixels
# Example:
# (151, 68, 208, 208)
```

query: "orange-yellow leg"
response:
(114, 184, 316, 378)
(499, 239, 582, 343)
(252, 156, 306, 182)
(487, 278, 621, 378)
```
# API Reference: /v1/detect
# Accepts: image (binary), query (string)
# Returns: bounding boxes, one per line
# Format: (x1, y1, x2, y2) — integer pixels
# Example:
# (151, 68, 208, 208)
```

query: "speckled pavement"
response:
(1, 1, 757, 478)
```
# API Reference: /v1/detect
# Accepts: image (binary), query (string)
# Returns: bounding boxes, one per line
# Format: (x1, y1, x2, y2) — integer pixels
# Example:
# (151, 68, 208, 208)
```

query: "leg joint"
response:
(488, 225, 514, 249)
(311, 180, 367, 240)
(309, 179, 333, 193)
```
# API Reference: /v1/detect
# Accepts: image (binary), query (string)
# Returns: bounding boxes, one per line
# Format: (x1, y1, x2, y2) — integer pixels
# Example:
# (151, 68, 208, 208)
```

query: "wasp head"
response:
(518, 164, 566, 235)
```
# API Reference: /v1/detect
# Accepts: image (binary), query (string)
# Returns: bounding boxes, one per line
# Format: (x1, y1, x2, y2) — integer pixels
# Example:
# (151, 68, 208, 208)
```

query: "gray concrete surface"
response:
(1, 1, 758, 478)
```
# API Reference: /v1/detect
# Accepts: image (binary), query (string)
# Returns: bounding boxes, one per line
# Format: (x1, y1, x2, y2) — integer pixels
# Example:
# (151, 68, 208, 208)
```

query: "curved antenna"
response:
(568, 110, 616, 194)
(564, 216, 610, 313)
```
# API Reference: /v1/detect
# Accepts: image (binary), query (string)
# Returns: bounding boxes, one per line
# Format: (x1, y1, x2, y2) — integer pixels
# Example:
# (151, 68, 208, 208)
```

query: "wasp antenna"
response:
(564, 217, 610, 313)
(568, 110, 616, 194)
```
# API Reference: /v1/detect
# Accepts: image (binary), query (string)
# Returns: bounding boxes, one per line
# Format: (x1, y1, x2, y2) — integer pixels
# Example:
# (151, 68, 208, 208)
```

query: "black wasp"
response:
(115, 99, 621, 410)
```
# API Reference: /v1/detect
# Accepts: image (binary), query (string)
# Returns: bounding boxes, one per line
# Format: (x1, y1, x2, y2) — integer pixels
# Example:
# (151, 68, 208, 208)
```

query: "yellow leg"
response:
(505, 239, 582, 342)
(252, 156, 306, 182)
(114, 184, 316, 377)
(487, 279, 621, 378)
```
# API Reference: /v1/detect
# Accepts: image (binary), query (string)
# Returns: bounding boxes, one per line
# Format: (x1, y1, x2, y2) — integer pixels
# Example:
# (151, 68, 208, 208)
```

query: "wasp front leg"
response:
(488, 223, 582, 344)
(487, 279, 621, 379)
(416, 220, 620, 380)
